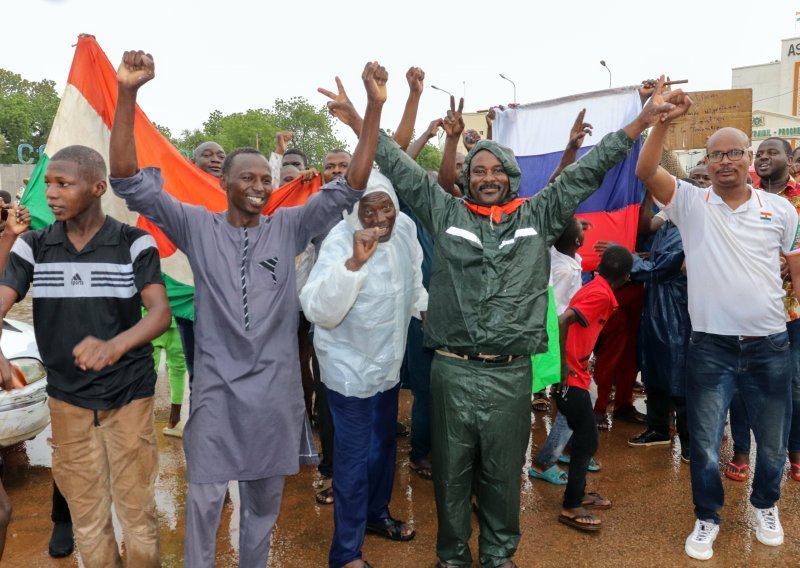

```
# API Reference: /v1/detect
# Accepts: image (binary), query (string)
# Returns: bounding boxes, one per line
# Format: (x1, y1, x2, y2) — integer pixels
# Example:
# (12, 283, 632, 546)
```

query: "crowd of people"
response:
(0, 49, 795, 568)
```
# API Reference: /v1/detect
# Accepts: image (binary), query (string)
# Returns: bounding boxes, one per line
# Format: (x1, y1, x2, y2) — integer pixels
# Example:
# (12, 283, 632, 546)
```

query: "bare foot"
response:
(730, 451, 749, 467)
(168, 403, 181, 429)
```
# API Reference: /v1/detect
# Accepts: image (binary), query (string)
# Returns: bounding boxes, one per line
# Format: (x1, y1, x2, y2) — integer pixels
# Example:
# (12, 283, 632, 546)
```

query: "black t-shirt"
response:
(0, 216, 164, 410)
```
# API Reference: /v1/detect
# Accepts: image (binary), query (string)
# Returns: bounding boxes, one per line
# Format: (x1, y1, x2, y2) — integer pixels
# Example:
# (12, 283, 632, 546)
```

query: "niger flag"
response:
(21, 34, 322, 319)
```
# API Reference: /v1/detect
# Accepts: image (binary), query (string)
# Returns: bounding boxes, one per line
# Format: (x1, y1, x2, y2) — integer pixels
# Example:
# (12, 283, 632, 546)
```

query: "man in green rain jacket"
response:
(320, 73, 683, 568)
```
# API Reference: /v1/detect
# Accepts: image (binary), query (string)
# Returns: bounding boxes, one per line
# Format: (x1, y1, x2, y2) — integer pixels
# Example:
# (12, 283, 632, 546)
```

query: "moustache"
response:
(479, 183, 503, 191)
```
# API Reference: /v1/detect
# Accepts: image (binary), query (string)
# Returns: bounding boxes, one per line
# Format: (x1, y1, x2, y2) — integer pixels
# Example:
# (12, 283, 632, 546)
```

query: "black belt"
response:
(435, 350, 523, 364)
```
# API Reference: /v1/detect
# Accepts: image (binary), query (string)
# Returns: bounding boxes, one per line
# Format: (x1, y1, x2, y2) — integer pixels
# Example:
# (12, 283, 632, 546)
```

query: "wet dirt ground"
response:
(2, 301, 800, 566)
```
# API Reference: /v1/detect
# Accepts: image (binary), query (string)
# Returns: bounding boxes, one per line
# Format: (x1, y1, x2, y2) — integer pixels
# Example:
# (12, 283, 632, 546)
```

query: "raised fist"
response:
(117, 50, 155, 91)
(363, 62, 388, 105)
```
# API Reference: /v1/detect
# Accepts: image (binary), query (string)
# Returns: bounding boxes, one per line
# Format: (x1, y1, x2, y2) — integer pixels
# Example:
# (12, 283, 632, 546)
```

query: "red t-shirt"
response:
(565, 276, 618, 390)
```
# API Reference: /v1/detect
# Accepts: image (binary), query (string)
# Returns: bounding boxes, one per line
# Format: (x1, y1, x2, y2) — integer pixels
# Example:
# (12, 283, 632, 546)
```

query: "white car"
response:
(0, 318, 48, 447)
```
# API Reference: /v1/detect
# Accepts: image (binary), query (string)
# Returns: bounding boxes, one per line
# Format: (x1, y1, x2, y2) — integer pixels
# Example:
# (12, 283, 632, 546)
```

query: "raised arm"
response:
(0, 204, 30, 277)
(406, 119, 442, 161)
(347, 62, 388, 190)
(635, 78, 694, 205)
(547, 109, 592, 184)
(530, 77, 689, 245)
(394, 67, 425, 150)
(110, 50, 155, 178)
(438, 96, 465, 198)
(322, 70, 454, 235)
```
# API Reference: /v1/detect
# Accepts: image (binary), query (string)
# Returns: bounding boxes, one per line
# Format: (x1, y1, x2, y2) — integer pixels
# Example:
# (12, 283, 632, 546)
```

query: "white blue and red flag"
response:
(492, 86, 644, 270)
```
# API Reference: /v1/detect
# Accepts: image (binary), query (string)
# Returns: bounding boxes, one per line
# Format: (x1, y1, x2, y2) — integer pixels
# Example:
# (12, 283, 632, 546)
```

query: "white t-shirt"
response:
(656, 177, 800, 336)
(550, 248, 583, 315)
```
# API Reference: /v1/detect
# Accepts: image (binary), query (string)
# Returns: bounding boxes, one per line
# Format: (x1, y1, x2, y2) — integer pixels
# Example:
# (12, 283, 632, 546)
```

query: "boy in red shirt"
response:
(556, 245, 633, 532)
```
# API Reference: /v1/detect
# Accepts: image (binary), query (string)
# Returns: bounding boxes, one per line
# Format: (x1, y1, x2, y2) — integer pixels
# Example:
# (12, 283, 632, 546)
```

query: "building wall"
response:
(0, 164, 34, 198)
(732, 63, 782, 113)
(732, 37, 800, 116)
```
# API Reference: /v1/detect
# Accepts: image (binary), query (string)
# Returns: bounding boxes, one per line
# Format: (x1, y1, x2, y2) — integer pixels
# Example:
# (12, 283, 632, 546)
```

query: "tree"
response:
(267, 97, 348, 168)
(0, 69, 60, 163)
(177, 129, 208, 156)
(152, 122, 177, 145)
(168, 98, 349, 169)
(416, 143, 443, 171)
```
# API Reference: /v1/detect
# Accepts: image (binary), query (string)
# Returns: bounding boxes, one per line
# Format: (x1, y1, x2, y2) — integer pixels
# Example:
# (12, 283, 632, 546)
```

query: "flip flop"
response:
(724, 461, 749, 482)
(581, 492, 612, 510)
(557, 455, 602, 472)
(790, 463, 800, 482)
(531, 397, 551, 412)
(410, 460, 433, 480)
(558, 512, 602, 532)
(366, 517, 415, 542)
(528, 465, 568, 485)
(315, 479, 334, 505)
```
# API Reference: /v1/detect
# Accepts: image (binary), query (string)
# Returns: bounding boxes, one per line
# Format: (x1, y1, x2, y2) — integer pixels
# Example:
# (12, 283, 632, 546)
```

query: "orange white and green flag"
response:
(21, 34, 321, 319)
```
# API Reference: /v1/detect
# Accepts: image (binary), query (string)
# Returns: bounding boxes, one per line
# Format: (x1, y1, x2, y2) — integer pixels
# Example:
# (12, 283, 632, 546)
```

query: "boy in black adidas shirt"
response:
(0, 145, 170, 568)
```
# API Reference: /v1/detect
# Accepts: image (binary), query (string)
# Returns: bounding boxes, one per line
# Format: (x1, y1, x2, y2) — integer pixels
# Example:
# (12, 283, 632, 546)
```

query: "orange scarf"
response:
(462, 197, 527, 223)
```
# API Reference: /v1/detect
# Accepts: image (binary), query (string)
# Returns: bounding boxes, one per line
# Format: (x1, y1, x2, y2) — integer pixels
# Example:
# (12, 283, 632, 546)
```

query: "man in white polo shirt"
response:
(636, 81, 800, 562)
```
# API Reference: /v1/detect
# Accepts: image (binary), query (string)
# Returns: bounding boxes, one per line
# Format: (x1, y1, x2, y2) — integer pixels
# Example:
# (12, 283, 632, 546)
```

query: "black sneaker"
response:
(628, 429, 671, 447)
(48, 521, 74, 558)
(681, 445, 690, 463)
(614, 409, 647, 424)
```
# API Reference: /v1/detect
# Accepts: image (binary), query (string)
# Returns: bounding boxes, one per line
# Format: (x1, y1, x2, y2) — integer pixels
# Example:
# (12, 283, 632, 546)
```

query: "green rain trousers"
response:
(430, 353, 532, 567)
(152, 319, 187, 405)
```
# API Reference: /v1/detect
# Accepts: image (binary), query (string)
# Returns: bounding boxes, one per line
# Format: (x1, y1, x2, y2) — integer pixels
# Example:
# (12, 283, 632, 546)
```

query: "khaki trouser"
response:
(49, 396, 160, 568)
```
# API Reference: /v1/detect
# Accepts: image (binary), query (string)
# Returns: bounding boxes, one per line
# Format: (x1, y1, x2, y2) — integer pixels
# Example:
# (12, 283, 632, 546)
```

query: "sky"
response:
(3, 0, 800, 150)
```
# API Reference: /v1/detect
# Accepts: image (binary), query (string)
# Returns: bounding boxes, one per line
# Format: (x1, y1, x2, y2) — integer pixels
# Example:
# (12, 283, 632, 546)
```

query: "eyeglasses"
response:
(706, 149, 746, 163)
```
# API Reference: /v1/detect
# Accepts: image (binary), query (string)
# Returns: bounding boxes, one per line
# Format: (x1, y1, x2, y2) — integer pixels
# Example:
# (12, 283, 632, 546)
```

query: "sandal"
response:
(366, 517, 415, 542)
(531, 396, 551, 412)
(724, 461, 750, 482)
(595, 413, 610, 431)
(791, 463, 800, 482)
(315, 478, 334, 505)
(557, 455, 601, 472)
(528, 464, 568, 485)
(581, 492, 612, 510)
(410, 459, 433, 480)
(558, 511, 602, 532)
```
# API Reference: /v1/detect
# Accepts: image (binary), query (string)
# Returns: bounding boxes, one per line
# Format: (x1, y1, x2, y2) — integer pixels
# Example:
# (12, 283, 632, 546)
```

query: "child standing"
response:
(555, 245, 633, 532)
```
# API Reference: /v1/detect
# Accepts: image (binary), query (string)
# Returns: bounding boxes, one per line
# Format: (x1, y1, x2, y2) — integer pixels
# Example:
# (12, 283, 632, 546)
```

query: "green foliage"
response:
(152, 122, 177, 145)
(0, 65, 346, 169)
(173, 98, 348, 169)
(0, 69, 60, 163)
(268, 97, 347, 168)
(416, 143, 443, 171)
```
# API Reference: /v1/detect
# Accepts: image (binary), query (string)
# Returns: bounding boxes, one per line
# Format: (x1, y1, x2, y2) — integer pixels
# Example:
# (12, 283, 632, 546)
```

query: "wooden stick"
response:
(663, 79, 688, 86)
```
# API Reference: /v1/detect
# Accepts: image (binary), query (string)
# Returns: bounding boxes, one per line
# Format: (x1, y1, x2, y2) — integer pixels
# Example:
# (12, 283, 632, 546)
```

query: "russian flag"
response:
(492, 87, 644, 270)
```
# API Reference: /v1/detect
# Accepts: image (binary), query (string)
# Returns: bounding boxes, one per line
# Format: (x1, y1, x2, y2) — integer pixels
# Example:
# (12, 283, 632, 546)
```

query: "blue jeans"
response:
(326, 383, 399, 567)
(536, 412, 573, 468)
(729, 319, 800, 454)
(687, 331, 791, 523)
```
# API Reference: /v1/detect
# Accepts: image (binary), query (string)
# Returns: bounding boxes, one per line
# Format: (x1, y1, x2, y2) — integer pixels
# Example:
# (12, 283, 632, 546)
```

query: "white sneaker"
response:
(685, 519, 720, 560)
(754, 506, 784, 546)
(162, 421, 184, 439)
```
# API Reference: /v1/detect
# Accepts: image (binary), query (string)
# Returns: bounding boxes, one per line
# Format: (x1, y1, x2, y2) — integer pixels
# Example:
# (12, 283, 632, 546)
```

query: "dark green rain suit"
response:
(374, 129, 636, 567)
